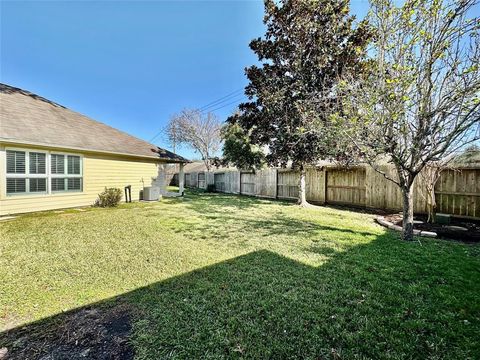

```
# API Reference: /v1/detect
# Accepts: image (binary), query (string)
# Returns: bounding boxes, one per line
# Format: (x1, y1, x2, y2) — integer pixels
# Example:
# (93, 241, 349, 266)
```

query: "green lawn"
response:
(1, 190, 479, 359)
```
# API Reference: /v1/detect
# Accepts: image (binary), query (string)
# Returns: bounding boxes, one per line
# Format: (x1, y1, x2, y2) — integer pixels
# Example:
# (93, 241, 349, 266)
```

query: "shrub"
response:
(94, 187, 122, 207)
(205, 184, 216, 193)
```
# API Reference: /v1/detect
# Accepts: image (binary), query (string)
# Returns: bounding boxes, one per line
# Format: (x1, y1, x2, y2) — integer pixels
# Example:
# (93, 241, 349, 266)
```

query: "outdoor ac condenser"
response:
(143, 186, 160, 201)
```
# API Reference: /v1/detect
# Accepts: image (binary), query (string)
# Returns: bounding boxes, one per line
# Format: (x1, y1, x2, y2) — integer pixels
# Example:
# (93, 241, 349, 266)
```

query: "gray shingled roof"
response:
(0, 84, 188, 163)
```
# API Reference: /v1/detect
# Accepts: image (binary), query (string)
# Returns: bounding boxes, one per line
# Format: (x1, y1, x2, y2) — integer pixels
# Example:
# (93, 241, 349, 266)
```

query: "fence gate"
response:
(214, 173, 226, 192)
(185, 173, 192, 187)
(277, 171, 299, 200)
(240, 172, 256, 196)
(326, 168, 366, 206)
(197, 172, 206, 189)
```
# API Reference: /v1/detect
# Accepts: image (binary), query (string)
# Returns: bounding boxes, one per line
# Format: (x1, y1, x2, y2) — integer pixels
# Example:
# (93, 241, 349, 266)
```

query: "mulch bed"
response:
(0, 303, 134, 360)
(384, 213, 480, 243)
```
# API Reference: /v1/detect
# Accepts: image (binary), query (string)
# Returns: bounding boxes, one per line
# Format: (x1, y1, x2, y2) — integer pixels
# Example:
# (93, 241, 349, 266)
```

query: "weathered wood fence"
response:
(180, 166, 480, 219)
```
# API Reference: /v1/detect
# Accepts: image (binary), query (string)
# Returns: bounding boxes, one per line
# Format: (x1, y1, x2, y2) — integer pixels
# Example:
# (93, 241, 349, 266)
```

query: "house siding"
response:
(0, 143, 159, 215)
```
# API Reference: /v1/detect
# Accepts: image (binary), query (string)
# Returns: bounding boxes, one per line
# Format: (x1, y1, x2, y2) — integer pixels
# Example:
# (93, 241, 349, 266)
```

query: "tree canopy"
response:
(225, 0, 372, 204)
(337, 0, 480, 239)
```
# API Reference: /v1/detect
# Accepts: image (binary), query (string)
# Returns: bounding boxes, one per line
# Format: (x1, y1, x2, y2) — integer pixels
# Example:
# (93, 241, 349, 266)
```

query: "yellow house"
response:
(0, 84, 188, 216)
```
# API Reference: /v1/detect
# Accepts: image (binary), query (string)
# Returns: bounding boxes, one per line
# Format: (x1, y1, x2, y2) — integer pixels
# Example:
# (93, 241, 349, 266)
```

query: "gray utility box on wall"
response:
(143, 186, 160, 201)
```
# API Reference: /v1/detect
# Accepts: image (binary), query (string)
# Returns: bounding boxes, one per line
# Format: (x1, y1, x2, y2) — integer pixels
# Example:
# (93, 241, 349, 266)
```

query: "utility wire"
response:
(199, 94, 245, 112)
(198, 88, 244, 111)
(200, 97, 247, 114)
(149, 88, 247, 143)
(199, 94, 246, 113)
(149, 128, 164, 143)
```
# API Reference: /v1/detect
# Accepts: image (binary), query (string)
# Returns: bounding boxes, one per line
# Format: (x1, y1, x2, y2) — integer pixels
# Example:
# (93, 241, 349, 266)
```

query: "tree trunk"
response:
(298, 167, 308, 207)
(401, 185, 415, 241)
(426, 184, 436, 223)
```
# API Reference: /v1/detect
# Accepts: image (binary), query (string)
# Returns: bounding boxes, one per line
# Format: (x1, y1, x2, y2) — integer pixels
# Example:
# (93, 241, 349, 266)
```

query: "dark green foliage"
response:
(227, 0, 372, 170)
(221, 122, 266, 170)
(94, 187, 122, 207)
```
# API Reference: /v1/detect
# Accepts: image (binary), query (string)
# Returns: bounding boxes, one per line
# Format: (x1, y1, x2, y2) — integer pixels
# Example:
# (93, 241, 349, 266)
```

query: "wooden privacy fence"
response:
(181, 166, 480, 219)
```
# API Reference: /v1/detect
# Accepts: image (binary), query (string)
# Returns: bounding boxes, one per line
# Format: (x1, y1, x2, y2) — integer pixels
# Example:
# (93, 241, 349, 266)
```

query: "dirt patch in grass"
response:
(384, 213, 480, 242)
(0, 303, 133, 360)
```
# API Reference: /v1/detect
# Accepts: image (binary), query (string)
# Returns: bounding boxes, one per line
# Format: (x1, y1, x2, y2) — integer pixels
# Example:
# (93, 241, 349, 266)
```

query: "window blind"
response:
(6, 151, 26, 174)
(51, 154, 65, 174)
(29, 152, 46, 174)
(67, 156, 81, 175)
(6, 178, 26, 193)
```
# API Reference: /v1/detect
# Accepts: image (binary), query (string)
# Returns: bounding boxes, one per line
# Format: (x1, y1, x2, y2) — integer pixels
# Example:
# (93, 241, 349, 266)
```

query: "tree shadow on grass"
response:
(1, 235, 479, 359)
(165, 192, 379, 245)
(184, 190, 271, 211)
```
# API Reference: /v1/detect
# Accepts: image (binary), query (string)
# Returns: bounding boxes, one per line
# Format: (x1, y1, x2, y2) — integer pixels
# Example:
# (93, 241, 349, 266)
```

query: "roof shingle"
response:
(0, 83, 188, 163)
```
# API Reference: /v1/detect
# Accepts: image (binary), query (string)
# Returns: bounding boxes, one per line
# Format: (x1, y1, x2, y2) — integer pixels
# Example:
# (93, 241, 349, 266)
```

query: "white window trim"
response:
(5, 147, 84, 197)
(49, 152, 83, 193)
(6, 147, 48, 196)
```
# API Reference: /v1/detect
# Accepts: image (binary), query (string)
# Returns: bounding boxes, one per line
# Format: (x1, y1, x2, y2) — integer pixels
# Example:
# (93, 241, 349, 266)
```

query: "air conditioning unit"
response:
(143, 186, 161, 201)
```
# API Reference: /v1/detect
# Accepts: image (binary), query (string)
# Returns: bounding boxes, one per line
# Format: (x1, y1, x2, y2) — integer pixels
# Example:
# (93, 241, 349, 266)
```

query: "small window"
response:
(67, 155, 81, 175)
(51, 154, 65, 174)
(29, 178, 47, 193)
(6, 178, 26, 194)
(6, 151, 26, 174)
(29, 152, 46, 174)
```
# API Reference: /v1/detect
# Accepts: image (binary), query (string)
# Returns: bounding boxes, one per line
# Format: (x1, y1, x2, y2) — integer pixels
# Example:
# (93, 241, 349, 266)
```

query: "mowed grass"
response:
(1, 190, 479, 359)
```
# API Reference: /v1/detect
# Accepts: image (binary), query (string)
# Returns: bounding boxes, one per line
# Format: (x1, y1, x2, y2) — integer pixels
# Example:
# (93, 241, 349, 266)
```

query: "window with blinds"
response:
(6, 150, 47, 195)
(67, 178, 82, 191)
(51, 178, 66, 191)
(51, 153, 83, 193)
(29, 178, 47, 192)
(6, 151, 26, 174)
(6, 178, 26, 194)
(51, 154, 65, 174)
(29, 152, 46, 174)
(67, 155, 81, 175)
(5, 149, 83, 196)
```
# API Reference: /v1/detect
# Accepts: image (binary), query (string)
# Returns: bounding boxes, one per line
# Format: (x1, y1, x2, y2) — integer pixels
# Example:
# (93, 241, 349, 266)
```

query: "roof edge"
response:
(0, 138, 189, 163)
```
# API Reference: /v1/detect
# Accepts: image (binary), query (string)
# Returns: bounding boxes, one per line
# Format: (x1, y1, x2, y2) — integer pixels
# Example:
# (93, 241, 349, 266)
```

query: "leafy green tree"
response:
(226, 0, 371, 206)
(221, 122, 266, 170)
(340, 0, 479, 240)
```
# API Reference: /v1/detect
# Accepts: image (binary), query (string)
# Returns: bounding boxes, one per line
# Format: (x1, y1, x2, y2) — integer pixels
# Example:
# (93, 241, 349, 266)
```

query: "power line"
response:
(200, 97, 247, 114)
(198, 88, 244, 111)
(149, 88, 247, 144)
(199, 94, 245, 112)
(149, 128, 164, 143)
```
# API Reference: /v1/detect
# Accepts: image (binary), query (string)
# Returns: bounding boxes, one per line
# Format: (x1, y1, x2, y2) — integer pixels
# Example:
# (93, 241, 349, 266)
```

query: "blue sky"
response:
(1, 0, 369, 159)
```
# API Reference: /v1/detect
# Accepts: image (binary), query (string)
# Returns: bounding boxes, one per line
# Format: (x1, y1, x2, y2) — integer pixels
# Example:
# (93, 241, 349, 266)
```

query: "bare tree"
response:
(338, 0, 480, 240)
(165, 109, 223, 171)
(418, 157, 455, 223)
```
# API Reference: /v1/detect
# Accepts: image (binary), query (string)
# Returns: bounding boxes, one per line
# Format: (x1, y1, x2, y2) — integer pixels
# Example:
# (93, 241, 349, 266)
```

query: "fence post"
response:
(239, 171, 242, 195)
(324, 168, 328, 204)
(274, 169, 278, 199)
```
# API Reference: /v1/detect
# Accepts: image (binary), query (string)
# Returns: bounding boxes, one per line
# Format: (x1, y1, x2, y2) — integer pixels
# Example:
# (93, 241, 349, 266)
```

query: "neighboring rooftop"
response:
(451, 146, 480, 167)
(0, 83, 188, 162)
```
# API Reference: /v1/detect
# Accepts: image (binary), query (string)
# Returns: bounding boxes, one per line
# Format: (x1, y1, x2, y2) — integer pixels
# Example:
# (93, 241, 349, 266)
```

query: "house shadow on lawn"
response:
(1, 237, 479, 359)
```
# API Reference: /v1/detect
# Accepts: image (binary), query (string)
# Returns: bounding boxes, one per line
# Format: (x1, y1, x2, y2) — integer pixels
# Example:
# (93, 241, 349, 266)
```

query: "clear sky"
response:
(1, 0, 369, 159)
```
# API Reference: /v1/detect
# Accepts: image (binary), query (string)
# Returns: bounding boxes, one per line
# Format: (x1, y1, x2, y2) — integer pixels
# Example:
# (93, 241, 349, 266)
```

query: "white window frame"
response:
(6, 147, 48, 196)
(49, 152, 83, 193)
(4, 147, 84, 197)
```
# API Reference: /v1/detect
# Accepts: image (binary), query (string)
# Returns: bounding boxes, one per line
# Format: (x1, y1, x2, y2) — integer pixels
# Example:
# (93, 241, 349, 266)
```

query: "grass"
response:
(1, 190, 479, 359)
